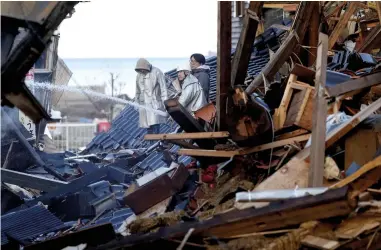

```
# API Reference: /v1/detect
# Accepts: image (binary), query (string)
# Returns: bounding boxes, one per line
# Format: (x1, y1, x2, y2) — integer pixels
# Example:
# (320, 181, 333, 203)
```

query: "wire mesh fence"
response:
(47, 123, 97, 152)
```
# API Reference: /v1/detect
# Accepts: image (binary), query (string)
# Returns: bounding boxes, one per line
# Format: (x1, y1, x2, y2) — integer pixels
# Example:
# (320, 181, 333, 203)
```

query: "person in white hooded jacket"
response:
(176, 63, 207, 114)
(135, 58, 168, 134)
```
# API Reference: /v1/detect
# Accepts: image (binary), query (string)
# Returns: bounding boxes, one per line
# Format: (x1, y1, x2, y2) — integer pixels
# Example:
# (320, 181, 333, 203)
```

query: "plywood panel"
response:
(345, 129, 379, 170)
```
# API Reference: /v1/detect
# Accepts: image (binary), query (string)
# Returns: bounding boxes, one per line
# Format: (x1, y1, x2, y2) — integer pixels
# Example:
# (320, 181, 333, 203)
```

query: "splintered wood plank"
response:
(275, 129, 309, 140)
(301, 235, 340, 250)
(231, 2, 262, 87)
(144, 132, 230, 140)
(216, 1, 231, 130)
(178, 134, 311, 157)
(357, 25, 381, 53)
(330, 155, 381, 189)
(251, 95, 381, 201)
(284, 89, 307, 127)
(295, 88, 312, 124)
(334, 215, 381, 239)
(178, 149, 236, 158)
(368, 188, 381, 195)
(278, 74, 297, 128)
(208, 188, 350, 238)
(310, 32, 329, 187)
(238, 134, 311, 155)
(345, 129, 379, 170)
(328, 2, 359, 49)
(91, 188, 350, 247)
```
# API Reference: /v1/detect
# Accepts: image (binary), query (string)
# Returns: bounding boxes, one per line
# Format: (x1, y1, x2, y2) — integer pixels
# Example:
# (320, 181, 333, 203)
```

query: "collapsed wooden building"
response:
(2, 1, 381, 250)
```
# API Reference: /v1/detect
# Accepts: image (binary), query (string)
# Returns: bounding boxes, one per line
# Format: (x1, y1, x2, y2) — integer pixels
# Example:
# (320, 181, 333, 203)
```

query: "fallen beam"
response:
(238, 134, 311, 155)
(328, 2, 359, 49)
(357, 25, 381, 53)
(330, 155, 381, 190)
(1, 168, 68, 192)
(263, 3, 298, 10)
(326, 71, 381, 97)
(275, 129, 309, 140)
(94, 187, 350, 249)
(178, 134, 311, 157)
(245, 2, 314, 94)
(309, 32, 329, 188)
(231, 3, 262, 87)
(144, 132, 230, 141)
(252, 97, 381, 193)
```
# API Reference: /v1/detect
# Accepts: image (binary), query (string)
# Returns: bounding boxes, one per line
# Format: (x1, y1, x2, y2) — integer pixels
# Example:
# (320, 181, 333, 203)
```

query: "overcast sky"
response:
(58, 0, 218, 58)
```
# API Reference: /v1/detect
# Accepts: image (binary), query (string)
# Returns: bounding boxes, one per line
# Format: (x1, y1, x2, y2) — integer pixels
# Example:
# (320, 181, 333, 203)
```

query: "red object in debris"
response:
(201, 165, 218, 183)
(97, 122, 111, 132)
(186, 160, 198, 169)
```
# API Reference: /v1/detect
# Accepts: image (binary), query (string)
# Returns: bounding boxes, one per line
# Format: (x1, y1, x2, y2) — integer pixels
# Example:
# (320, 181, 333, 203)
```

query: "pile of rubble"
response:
(2, 1, 381, 250)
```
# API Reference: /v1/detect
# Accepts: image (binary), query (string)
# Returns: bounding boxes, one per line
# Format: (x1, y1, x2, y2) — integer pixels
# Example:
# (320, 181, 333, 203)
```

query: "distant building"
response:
(56, 84, 110, 122)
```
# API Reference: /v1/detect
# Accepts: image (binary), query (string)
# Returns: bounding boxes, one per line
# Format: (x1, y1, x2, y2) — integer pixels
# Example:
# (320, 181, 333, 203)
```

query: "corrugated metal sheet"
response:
(1, 204, 66, 245)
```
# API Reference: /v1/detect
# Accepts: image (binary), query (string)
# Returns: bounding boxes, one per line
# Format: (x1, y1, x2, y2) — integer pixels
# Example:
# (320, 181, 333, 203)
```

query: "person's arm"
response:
(135, 75, 141, 103)
(197, 72, 210, 94)
(157, 70, 168, 101)
(178, 85, 192, 109)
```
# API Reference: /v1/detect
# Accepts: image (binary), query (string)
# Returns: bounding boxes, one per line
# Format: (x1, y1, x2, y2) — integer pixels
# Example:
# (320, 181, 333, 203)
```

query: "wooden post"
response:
(309, 32, 328, 187)
(230, 2, 263, 87)
(307, 2, 320, 67)
(217, 1, 231, 131)
(328, 2, 358, 49)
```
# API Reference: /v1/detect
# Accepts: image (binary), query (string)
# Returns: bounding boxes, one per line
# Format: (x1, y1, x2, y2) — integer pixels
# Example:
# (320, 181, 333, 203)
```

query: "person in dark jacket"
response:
(190, 53, 210, 102)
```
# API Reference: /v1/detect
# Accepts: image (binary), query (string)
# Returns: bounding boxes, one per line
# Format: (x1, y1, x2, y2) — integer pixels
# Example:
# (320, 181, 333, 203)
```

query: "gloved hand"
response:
(167, 116, 174, 123)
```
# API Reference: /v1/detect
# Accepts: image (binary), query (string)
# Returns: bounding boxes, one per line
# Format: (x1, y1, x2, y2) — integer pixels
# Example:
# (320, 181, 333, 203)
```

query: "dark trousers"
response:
(147, 124, 160, 134)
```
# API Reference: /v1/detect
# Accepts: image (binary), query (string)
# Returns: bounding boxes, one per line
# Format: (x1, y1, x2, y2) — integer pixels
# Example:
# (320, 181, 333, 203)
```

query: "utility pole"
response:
(110, 72, 118, 120)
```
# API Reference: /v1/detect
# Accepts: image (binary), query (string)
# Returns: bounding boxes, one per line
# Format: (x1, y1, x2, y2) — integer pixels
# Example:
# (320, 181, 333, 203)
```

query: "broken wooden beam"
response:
(231, 3, 262, 87)
(275, 128, 309, 140)
(252, 97, 381, 193)
(216, 1, 231, 130)
(178, 134, 311, 157)
(245, 2, 315, 94)
(309, 32, 329, 188)
(94, 187, 351, 248)
(239, 134, 311, 155)
(245, 31, 299, 94)
(263, 3, 298, 10)
(330, 155, 381, 194)
(144, 132, 230, 141)
(178, 149, 236, 158)
(357, 25, 381, 53)
(1, 168, 68, 192)
(328, 2, 359, 49)
(326, 71, 381, 97)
